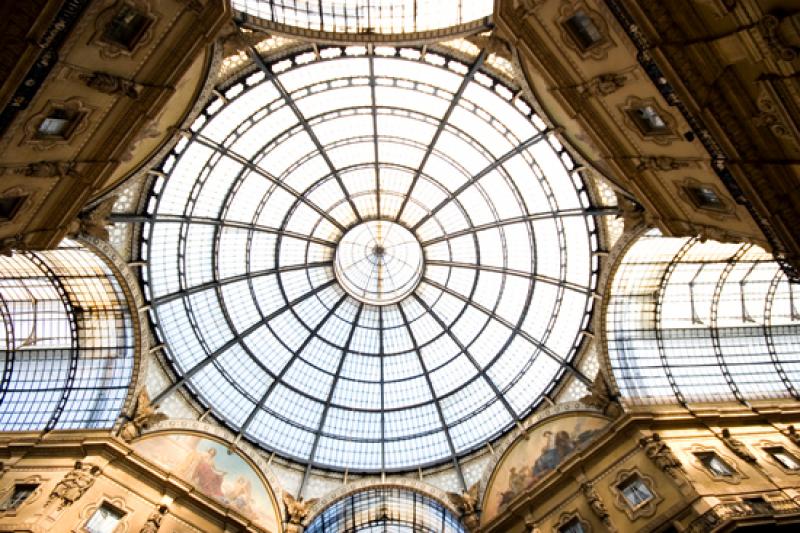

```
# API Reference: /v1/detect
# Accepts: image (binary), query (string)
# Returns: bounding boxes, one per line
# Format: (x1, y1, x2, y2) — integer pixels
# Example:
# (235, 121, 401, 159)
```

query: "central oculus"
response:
(334, 220, 424, 306)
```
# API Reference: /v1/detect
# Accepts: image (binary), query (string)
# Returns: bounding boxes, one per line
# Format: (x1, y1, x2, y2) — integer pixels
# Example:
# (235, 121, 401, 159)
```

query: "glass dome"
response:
(141, 45, 599, 472)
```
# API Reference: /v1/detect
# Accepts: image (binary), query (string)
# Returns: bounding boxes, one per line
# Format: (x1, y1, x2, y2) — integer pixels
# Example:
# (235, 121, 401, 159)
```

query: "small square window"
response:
(559, 517, 586, 533)
(685, 185, 725, 211)
(696, 452, 734, 477)
(36, 108, 82, 139)
(102, 4, 152, 50)
(0, 196, 26, 222)
(564, 11, 604, 50)
(0, 484, 37, 511)
(618, 475, 653, 507)
(766, 447, 800, 470)
(628, 105, 670, 135)
(85, 503, 124, 533)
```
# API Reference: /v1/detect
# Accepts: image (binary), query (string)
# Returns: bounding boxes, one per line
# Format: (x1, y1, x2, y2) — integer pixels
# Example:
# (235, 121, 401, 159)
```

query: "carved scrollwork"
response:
(759, 14, 799, 63)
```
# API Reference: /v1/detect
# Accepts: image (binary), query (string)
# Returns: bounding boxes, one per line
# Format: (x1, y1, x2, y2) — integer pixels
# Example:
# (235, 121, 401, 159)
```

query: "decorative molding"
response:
(556, 1, 616, 61)
(636, 156, 693, 172)
(752, 87, 800, 147)
(0, 187, 33, 228)
(78, 495, 133, 533)
(756, 440, 800, 475)
(686, 444, 746, 485)
(609, 468, 663, 521)
(675, 177, 736, 220)
(89, 0, 159, 60)
(21, 97, 94, 150)
(618, 96, 680, 146)
(554, 510, 592, 533)
(0, 474, 46, 516)
(758, 14, 799, 63)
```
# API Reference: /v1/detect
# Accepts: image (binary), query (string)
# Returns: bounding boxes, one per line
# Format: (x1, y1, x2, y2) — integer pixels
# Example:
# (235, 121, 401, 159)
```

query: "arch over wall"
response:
(131, 427, 283, 533)
(0, 239, 137, 430)
(480, 409, 610, 525)
(604, 230, 800, 405)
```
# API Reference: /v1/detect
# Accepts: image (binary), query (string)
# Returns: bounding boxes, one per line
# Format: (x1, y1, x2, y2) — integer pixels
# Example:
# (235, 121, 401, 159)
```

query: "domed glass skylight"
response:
(141, 45, 599, 472)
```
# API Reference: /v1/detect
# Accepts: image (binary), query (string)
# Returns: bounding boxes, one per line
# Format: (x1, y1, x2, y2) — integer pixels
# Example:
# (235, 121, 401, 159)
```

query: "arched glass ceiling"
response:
(233, 0, 492, 35)
(0, 240, 135, 430)
(306, 487, 465, 532)
(606, 230, 800, 405)
(141, 45, 599, 472)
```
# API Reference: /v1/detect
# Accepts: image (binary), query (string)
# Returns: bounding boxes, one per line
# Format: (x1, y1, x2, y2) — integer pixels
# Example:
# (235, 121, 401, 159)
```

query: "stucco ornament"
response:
(47, 461, 101, 509)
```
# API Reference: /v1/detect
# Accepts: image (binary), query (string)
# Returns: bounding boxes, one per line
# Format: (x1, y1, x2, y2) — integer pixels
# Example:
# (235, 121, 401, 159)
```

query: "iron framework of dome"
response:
(233, 0, 493, 36)
(140, 44, 600, 473)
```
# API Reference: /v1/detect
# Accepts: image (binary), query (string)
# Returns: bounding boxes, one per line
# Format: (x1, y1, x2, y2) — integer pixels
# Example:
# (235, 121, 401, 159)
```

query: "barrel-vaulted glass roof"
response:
(233, 0, 493, 35)
(141, 45, 599, 472)
(306, 487, 465, 532)
(607, 230, 800, 405)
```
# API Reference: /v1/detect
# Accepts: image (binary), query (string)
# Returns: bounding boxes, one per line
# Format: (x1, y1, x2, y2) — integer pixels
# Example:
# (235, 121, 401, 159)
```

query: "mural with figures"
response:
(133, 433, 280, 532)
(482, 413, 609, 523)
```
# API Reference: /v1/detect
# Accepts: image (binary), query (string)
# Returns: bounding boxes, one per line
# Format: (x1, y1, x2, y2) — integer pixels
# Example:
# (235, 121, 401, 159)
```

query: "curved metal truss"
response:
(305, 487, 466, 533)
(233, 0, 492, 37)
(141, 45, 600, 474)
(0, 240, 136, 430)
(606, 230, 800, 405)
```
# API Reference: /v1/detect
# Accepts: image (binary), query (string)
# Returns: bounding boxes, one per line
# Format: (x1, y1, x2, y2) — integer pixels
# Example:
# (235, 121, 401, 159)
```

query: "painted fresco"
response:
(133, 433, 279, 532)
(483, 414, 608, 522)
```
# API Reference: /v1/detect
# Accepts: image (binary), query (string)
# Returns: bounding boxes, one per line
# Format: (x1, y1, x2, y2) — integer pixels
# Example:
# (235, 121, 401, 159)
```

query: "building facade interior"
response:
(1, 0, 800, 532)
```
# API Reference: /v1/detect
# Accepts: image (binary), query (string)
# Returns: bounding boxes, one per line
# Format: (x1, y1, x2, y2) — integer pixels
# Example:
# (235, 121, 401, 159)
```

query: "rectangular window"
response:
(766, 447, 800, 470)
(685, 185, 725, 211)
(559, 517, 586, 533)
(85, 503, 124, 533)
(0, 484, 37, 511)
(0, 196, 26, 222)
(36, 108, 82, 139)
(628, 105, 670, 135)
(696, 452, 734, 476)
(618, 475, 653, 507)
(102, 4, 152, 50)
(564, 11, 604, 50)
